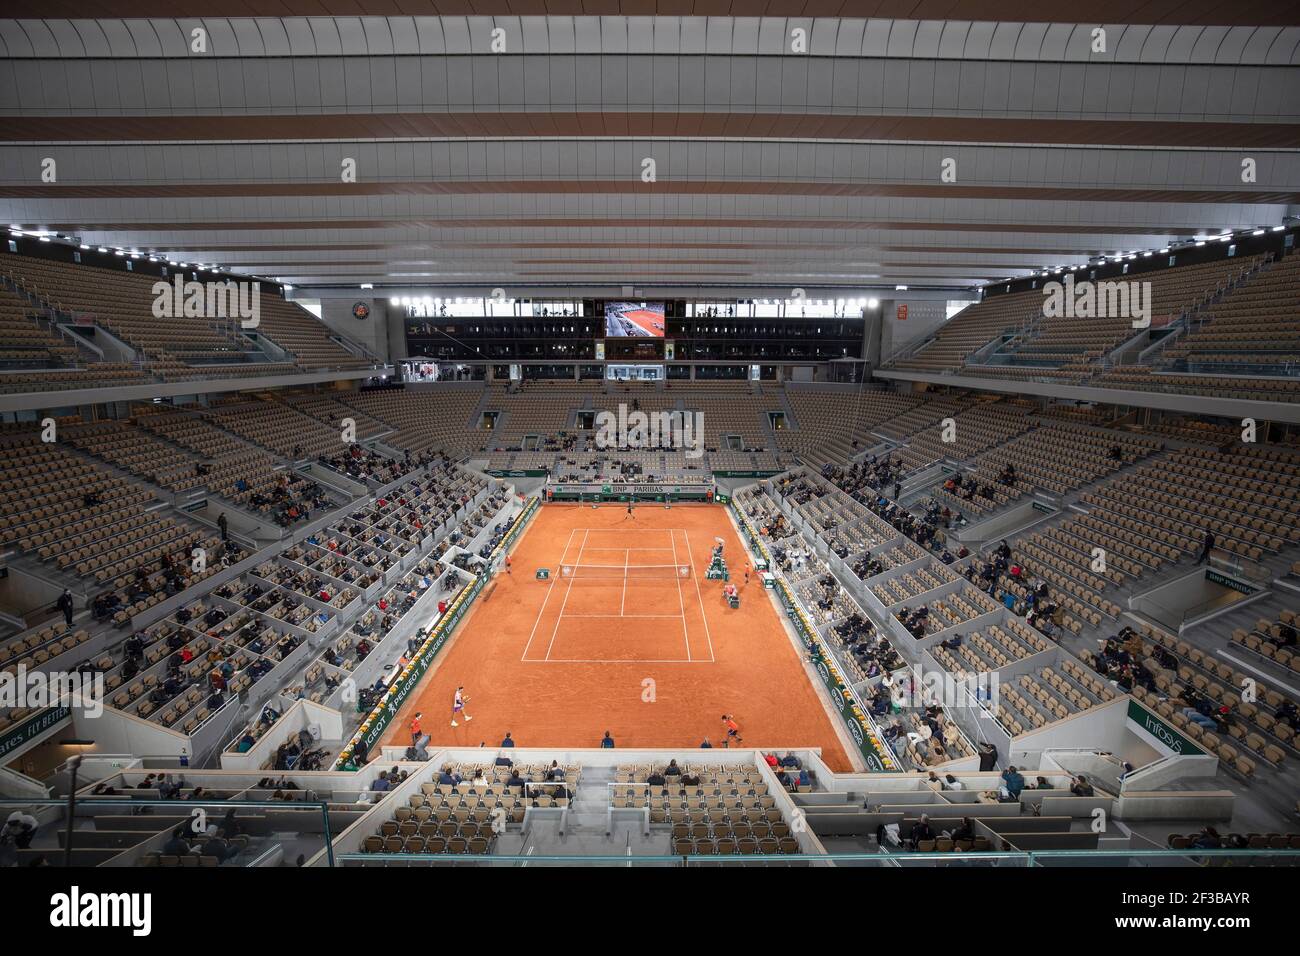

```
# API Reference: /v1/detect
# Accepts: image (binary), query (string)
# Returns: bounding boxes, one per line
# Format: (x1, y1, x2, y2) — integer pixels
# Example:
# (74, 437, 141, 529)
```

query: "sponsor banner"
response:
(1127, 698, 1205, 757)
(335, 499, 540, 768)
(0, 704, 71, 760)
(485, 470, 549, 478)
(547, 482, 714, 503)
(1205, 569, 1258, 595)
(711, 470, 783, 479)
(811, 649, 890, 772)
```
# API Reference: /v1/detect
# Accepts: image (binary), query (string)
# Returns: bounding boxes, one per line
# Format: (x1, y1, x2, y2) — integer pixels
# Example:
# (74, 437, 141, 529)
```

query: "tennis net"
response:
(560, 563, 691, 581)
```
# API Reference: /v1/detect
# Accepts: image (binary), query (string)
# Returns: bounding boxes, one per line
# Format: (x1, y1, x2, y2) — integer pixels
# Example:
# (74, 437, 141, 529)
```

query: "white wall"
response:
(314, 296, 389, 360)
(71, 700, 190, 758)
(881, 298, 958, 359)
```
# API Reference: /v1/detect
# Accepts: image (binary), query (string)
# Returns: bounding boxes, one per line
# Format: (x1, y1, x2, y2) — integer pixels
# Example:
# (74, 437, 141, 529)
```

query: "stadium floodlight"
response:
(895, 285, 908, 291)
(113, 249, 124, 256)
(390, 297, 400, 306)
(1252, 229, 1265, 236)
(1195, 241, 1205, 247)
(39, 235, 51, 242)
(360, 283, 373, 290)
(1160, 247, 1169, 252)
(1273, 225, 1285, 232)
(866, 298, 879, 309)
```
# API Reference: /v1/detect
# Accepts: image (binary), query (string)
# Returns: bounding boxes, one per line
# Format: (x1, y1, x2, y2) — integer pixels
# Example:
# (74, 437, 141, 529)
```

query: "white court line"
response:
(564, 613, 685, 619)
(669, 527, 691, 661)
(621, 546, 629, 615)
(683, 530, 716, 663)
(544, 528, 589, 662)
(533, 658, 698, 664)
(519, 527, 576, 662)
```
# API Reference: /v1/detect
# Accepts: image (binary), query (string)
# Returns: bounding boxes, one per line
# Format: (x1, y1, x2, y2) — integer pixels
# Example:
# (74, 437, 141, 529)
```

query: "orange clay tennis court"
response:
(619, 308, 664, 336)
(381, 503, 852, 771)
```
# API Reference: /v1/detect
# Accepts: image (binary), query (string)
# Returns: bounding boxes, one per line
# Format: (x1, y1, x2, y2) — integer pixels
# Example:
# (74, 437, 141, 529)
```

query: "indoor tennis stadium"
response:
(0, 3, 1298, 900)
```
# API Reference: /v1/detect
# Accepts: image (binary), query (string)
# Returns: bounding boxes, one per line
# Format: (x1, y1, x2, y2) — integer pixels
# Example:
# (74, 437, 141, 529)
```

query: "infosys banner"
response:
(1127, 698, 1205, 757)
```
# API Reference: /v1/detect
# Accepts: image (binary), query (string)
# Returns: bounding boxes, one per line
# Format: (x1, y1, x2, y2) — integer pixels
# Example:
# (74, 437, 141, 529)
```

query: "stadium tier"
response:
(1, 9, 1299, 913)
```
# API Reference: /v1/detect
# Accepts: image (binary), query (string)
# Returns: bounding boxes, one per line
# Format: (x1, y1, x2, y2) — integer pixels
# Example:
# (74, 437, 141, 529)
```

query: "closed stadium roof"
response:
(1, 4, 1297, 291)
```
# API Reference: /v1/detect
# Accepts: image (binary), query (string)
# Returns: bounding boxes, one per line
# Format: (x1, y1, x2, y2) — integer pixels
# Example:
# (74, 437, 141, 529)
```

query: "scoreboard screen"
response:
(604, 301, 665, 338)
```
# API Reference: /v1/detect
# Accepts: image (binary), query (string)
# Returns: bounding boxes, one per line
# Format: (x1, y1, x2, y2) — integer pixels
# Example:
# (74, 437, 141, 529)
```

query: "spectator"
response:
(57, 589, 75, 627)
(949, 817, 975, 843)
(910, 814, 935, 849)
(999, 766, 1025, 802)
(1070, 775, 1094, 797)
(2, 810, 39, 849)
(161, 826, 192, 857)
(203, 829, 239, 864)
(600, 731, 615, 748)
(1196, 530, 1215, 565)
(1191, 826, 1222, 849)
(221, 809, 242, 839)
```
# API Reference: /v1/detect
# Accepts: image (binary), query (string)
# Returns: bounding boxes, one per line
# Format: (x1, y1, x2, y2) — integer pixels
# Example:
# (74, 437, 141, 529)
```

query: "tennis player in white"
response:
(451, 685, 473, 727)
